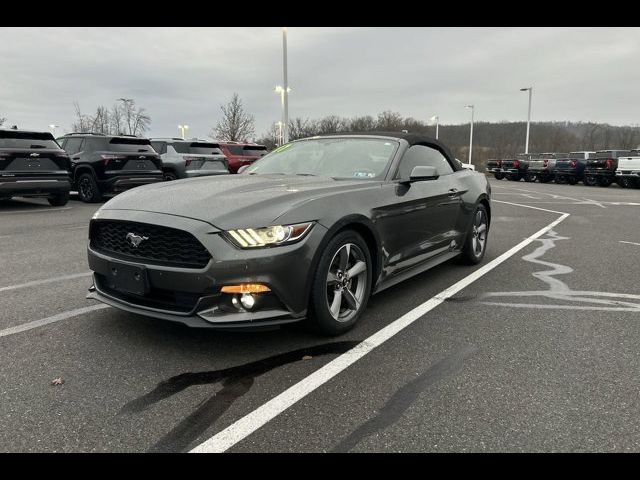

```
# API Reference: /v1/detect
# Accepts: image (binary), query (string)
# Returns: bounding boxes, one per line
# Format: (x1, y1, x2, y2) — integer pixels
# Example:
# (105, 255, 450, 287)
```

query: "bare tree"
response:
(212, 93, 255, 142)
(0, 116, 5, 127)
(255, 122, 281, 150)
(288, 117, 319, 140)
(317, 115, 349, 134)
(71, 102, 93, 133)
(348, 115, 376, 132)
(117, 98, 151, 136)
(376, 111, 404, 131)
(110, 102, 124, 135)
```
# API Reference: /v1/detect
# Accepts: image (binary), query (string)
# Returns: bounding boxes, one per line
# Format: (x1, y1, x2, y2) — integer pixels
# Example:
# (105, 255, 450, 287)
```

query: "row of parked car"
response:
(0, 128, 268, 206)
(486, 150, 640, 188)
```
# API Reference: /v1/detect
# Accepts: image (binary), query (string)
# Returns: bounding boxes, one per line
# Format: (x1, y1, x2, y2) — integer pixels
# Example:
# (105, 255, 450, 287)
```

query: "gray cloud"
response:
(1, 27, 639, 140)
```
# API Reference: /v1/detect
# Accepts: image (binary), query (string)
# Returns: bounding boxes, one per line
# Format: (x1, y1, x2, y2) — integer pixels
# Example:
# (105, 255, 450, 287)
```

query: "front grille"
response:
(90, 220, 211, 269)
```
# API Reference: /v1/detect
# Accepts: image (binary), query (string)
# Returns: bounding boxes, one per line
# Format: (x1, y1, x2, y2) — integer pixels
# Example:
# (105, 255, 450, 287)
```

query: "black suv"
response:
(57, 133, 163, 203)
(0, 128, 71, 206)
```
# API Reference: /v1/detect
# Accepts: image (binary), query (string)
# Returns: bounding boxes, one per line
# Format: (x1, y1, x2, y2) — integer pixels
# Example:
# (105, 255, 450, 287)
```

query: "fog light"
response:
(240, 293, 255, 310)
(221, 284, 270, 294)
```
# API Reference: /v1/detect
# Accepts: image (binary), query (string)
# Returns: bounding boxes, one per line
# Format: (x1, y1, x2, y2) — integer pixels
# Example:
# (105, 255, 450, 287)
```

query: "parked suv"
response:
(219, 142, 268, 173)
(554, 151, 596, 185)
(616, 150, 640, 188)
(149, 138, 229, 180)
(57, 133, 163, 203)
(584, 150, 631, 187)
(0, 128, 71, 206)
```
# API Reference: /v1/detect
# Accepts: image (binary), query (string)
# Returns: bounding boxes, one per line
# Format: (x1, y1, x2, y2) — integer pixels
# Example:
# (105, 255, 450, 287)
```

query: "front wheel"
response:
(598, 177, 612, 187)
(567, 176, 578, 185)
(524, 173, 537, 183)
(163, 171, 178, 181)
(493, 172, 505, 180)
(308, 230, 372, 336)
(618, 177, 631, 188)
(459, 204, 489, 265)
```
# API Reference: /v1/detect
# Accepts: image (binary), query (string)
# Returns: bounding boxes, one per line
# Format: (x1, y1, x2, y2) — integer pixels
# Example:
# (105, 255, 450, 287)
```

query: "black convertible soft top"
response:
(318, 131, 460, 171)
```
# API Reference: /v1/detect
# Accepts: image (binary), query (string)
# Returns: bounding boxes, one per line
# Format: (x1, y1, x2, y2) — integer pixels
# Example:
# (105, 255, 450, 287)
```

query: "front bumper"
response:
(86, 209, 327, 328)
(184, 170, 229, 178)
(0, 175, 71, 197)
(616, 170, 640, 178)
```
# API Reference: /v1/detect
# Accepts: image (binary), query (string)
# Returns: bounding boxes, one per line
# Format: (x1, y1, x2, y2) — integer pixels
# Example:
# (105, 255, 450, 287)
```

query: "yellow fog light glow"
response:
(221, 284, 271, 294)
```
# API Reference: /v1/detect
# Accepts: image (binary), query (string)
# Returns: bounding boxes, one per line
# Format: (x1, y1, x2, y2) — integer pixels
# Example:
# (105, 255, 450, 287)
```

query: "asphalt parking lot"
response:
(1, 180, 640, 452)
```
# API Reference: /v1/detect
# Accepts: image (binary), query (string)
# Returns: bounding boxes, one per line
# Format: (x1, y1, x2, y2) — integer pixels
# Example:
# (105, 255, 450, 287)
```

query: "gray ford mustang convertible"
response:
(87, 132, 491, 335)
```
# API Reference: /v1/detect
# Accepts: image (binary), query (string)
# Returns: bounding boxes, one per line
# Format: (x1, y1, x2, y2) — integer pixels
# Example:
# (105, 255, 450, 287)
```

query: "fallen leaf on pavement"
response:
(302, 355, 313, 360)
(51, 378, 65, 386)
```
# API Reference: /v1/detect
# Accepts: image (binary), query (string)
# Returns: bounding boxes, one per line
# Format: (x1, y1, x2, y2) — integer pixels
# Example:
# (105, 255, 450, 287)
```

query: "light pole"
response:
(178, 124, 189, 140)
(520, 86, 533, 154)
(274, 85, 291, 145)
(282, 27, 290, 144)
(465, 104, 474, 165)
(275, 121, 283, 146)
(430, 115, 439, 139)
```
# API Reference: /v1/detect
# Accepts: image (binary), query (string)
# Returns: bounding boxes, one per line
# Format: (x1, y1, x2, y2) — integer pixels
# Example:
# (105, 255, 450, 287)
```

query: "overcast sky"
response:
(2, 27, 639, 139)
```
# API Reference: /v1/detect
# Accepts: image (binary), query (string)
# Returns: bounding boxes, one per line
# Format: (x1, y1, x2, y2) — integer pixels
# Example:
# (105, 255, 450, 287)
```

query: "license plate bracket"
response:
(107, 262, 149, 295)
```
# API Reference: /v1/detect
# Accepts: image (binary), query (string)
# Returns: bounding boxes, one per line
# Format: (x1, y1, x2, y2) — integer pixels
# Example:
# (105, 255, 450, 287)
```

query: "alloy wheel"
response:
(326, 243, 368, 322)
(471, 209, 487, 257)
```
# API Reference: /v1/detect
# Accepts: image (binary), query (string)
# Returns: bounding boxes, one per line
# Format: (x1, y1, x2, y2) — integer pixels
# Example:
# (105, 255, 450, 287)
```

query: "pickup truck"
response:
(616, 150, 640, 188)
(486, 159, 504, 179)
(584, 150, 632, 187)
(502, 153, 533, 181)
(526, 152, 567, 183)
(554, 151, 596, 185)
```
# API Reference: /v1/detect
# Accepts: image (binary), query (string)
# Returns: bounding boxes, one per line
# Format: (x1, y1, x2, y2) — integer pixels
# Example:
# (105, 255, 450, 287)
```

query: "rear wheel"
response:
(583, 176, 596, 186)
(597, 177, 612, 187)
(163, 170, 178, 181)
(618, 177, 631, 188)
(524, 172, 537, 183)
(506, 173, 520, 181)
(567, 176, 578, 185)
(48, 191, 69, 206)
(493, 172, 505, 180)
(77, 172, 102, 203)
(308, 230, 372, 336)
(460, 204, 489, 265)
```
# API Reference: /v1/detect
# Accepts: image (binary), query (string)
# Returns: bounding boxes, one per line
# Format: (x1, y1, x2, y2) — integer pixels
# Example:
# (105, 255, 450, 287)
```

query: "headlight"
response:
(225, 222, 314, 248)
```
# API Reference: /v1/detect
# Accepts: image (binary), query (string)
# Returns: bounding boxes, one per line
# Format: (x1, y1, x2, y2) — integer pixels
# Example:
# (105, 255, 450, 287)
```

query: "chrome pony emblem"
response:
(126, 232, 149, 248)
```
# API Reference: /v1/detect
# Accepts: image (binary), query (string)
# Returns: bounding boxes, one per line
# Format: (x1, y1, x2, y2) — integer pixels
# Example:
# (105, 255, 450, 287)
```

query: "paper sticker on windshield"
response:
(353, 171, 376, 178)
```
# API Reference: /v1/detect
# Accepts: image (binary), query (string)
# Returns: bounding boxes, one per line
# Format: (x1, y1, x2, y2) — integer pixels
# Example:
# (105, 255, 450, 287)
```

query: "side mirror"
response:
(406, 165, 439, 183)
(237, 165, 249, 174)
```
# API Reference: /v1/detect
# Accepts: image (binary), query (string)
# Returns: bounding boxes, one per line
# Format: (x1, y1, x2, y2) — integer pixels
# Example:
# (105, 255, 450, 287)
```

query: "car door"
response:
(375, 144, 461, 278)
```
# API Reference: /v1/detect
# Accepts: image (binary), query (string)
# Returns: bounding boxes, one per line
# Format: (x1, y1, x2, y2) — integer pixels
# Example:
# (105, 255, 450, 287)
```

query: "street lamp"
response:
(275, 121, 284, 146)
(282, 27, 290, 144)
(465, 104, 474, 165)
(520, 86, 533, 154)
(178, 124, 189, 140)
(429, 115, 439, 139)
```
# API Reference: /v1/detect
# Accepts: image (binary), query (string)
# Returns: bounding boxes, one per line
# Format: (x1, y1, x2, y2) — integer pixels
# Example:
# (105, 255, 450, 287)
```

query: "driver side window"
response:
(395, 144, 454, 179)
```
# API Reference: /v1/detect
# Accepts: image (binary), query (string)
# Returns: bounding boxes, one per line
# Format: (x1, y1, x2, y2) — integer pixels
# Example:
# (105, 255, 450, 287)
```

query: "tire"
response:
(567, 176, 578, 185)
(307, 230, 372, 336)
(77, 172, 102, 203)
(597, 177, 612, 187)
(163, 171, 178, 181)
(618, 177, 631, 188)
(583, 176, 596, 186)
(47, 191, 69, 206)
(524, 173, 537, 183)
(554, 175, 566, 184)
(459, 204, 489, 265)
(493, 172, 505, 180)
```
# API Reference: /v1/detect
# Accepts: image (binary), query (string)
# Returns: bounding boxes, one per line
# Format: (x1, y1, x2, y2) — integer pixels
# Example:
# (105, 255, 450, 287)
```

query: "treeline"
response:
(257, 112, 640, 171)
(70, 99, 151, 136)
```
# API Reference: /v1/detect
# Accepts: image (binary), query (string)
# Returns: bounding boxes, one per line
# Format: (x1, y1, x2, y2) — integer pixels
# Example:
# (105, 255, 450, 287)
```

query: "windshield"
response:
(244, 138, 399, 179)
(0, 131, 61, 149)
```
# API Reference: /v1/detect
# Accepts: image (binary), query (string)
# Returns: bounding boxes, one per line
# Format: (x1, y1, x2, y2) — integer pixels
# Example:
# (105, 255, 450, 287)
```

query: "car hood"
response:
(99, 174, 380, 230)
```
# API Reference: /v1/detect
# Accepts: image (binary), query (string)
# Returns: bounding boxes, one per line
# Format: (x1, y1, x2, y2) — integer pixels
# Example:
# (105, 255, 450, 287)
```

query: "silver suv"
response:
(149, 138, 229, 181)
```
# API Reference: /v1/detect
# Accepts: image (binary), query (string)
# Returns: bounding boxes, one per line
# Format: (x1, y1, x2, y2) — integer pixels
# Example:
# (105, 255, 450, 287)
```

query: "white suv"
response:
(616, 150, 640, 188)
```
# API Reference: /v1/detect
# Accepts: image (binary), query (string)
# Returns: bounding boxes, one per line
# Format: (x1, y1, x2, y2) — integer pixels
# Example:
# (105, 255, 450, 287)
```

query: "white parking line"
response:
(190, 201, 570, 453)
(0, 206, 72, 214)
(0, 304, 110, 338)
(0, 272, 92, 293)
(620, 241, 640, 247)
